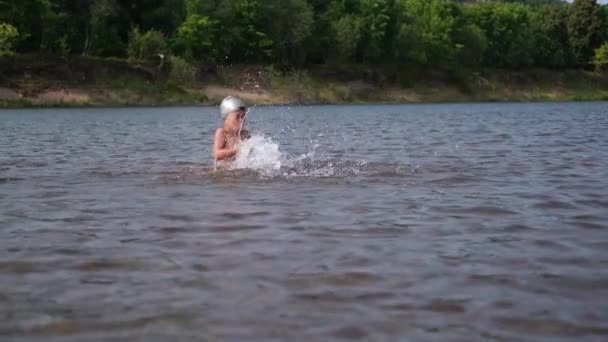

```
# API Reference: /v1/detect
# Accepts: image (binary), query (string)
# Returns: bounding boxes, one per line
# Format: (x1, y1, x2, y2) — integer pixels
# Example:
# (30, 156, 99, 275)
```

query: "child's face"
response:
(224, 109, 246, 132)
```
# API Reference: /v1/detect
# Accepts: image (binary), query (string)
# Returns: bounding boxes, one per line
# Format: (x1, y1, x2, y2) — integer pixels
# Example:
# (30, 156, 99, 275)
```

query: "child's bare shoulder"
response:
(213, 128, 226, 146)
(215, 127, 226, 137)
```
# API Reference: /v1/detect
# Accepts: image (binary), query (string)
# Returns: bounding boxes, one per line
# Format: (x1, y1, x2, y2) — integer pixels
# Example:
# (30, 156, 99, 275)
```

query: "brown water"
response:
(1, 103, 608, 341)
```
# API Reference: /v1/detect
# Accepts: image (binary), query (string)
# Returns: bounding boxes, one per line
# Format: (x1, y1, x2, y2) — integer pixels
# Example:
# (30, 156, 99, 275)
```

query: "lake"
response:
(1, 102, 608, 341)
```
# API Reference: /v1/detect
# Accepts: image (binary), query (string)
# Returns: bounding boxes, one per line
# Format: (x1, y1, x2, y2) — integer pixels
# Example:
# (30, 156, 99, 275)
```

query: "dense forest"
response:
(1, 0, 608, 72)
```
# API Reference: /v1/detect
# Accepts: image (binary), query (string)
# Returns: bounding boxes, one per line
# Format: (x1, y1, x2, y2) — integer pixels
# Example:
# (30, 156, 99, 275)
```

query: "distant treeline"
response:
(1, 0, 608, 70)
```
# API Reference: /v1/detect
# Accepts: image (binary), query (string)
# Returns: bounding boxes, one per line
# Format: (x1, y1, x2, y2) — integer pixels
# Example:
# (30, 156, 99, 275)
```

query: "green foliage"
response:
(38, 4, 77, 56)
(87, 0, 125, 57)
(263, 65, 317, 102)
(214, 0, 274, 63)
(267, 0, 314, 66)
(568, 0, 603, 67)
(359, 0, 391, 61)
(453, 23, 487, 68)
(184, 0, 216, 16)
(56, 35, 71, 57)
(465, 2, 535, 68)
(592, 42, 608, 71)
(3, 0, 608, 72)
(602, 6, 608, 42)
(169, 55, 196, 83)
(131, 0, 186, 34)
(127, 27, 168, 60)
(0, 0, 37, 49)
(333, 15, 363, 61)
(532, 4, 574, 68)
(394, 0, 456, 66)
(0, 22, 19, 57)
(172, 14, 218, 62)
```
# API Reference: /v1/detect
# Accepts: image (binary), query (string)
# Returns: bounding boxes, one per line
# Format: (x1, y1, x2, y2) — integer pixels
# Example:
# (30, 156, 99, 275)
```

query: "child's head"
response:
(220, 96, 247, 132)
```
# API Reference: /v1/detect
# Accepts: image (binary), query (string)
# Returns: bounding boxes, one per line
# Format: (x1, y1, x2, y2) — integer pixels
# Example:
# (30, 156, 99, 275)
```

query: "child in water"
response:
(213, 96, 250, 162)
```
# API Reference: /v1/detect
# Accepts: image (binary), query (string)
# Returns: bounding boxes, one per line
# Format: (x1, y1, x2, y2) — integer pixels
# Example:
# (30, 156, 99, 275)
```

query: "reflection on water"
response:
(1, 103, 608, 341)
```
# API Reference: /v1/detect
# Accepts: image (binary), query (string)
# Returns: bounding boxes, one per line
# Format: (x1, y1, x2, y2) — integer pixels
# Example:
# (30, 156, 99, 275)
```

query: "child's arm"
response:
(213, 128, 237, 161)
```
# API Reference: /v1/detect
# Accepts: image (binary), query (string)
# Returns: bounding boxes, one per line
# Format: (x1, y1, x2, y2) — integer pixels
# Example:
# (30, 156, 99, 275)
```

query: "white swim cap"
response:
(219, 96, 246, 119)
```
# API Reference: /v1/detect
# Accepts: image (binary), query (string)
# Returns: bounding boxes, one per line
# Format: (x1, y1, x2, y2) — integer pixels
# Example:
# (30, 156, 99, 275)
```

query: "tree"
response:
(39, 2, 70, 55)
(453, 23, 487, 68)
(465, 2, 535, 68)
(53, 0, 95, 56)
(183, 0, 217, 16)
(172, 14, 219, 62)
(359, 0, 391, 62)
(214, 0, 274, 63)
(393, 0, 457, 66)
(0, 22, 19, 57)
(333, 15, 363, 61)
(568, 0, 603, 67)
(118, 0, 186, 35)
(0, 0, 605, 74)
(266, 0, 314, 66)
(592, 42, 608, 71)
(0, 0, 53, 52)
(602, 6, 608, 42)
(532, 4, 574, 68)
(127, 27, 168, 60)
(84, 0, 125, 56)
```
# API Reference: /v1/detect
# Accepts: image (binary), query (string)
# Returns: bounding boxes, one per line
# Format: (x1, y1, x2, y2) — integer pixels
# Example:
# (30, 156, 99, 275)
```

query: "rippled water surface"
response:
(1, 103, 608, 341)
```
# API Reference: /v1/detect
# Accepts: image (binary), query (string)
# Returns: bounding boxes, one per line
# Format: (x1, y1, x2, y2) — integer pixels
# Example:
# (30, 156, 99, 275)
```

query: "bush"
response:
(127, 27, 168, 61)
(169, 56, 196, 84)
(0, 23, 19, 57)
(592, 42, 608, 72)
(266, 66, 316, 102)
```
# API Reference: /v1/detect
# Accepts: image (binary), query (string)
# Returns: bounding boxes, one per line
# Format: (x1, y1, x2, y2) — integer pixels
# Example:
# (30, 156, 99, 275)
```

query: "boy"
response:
(212, 96, 250, 161)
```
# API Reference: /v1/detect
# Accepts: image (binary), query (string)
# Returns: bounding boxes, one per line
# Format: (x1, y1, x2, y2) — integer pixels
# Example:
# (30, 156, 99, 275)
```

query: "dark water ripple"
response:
(1, 103, 608, 341)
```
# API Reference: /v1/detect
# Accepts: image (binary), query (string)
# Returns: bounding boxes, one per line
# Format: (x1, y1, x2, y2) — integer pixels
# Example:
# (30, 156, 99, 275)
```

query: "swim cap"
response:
(219, 96, 246, 119)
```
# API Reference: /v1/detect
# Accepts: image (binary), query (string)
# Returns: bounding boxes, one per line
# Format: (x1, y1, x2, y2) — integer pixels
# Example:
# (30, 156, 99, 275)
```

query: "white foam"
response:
(231, 134, 282, 173)
(224, 133, 369, 178)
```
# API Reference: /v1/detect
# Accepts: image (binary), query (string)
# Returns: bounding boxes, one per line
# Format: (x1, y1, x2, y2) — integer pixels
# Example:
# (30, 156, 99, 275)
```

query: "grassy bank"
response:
(1, 55, 608, 108)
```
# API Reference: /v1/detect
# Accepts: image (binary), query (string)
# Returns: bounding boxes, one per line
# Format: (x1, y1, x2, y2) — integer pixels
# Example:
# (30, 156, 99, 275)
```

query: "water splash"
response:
(231, 134, 282, 173)
(224, 133, 379, 179)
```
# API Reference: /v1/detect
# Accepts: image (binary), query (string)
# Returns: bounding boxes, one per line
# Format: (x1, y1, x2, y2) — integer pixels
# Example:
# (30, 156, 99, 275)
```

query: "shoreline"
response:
(2, 55, 608, 109)
(3, 97, 608, 110)
(3, 84, 607, 109)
